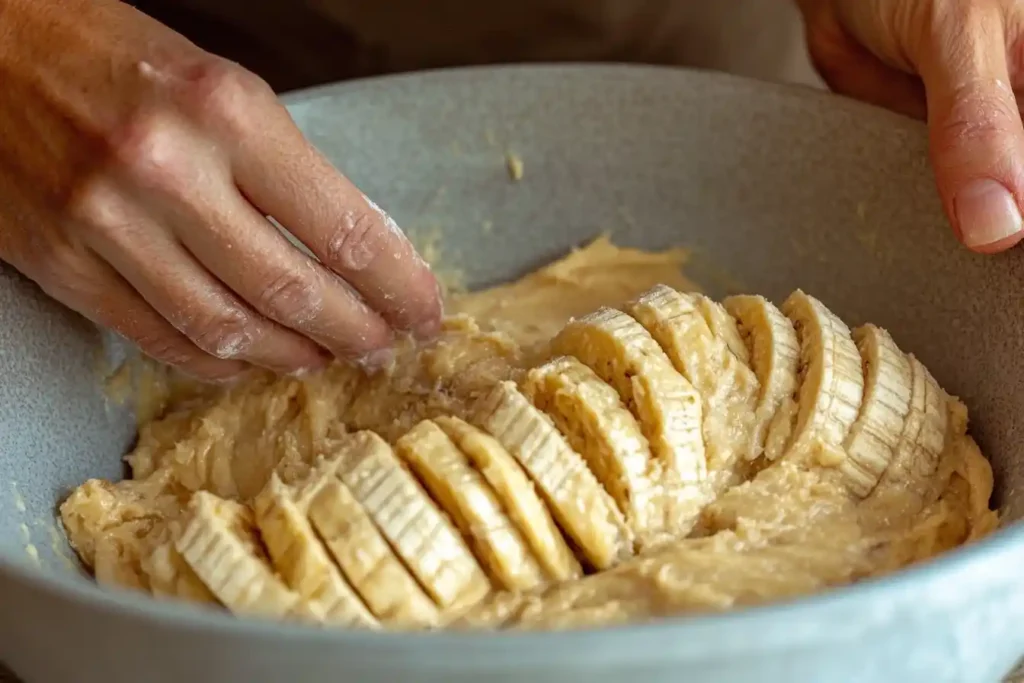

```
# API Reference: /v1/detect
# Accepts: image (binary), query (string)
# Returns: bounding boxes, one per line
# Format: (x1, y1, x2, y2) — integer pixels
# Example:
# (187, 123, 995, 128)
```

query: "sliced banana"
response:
(524, 356, 672, 545)
(723, 294, 801, 460)
(867, 355, 949, 506)
(175, 491, 313, 621)
(474, 380, 634, 570)
(626, 285, 760, 473)
(433, 416, 583, 582)
(141, 529, 217, 604)
(694, 293, 751, 367)
(776, 291, 865, 464)
(253, 473, 378, 627)
(305, 472, 439, 628)
(325, 432, 492, 612)
(839, 325, 914, 496)
(395, 420, 546, 592)
(552, 307, 706, 484)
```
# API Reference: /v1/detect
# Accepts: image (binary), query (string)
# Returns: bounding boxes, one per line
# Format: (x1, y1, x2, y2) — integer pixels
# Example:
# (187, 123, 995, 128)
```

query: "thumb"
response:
(918, 3, 1024, 253)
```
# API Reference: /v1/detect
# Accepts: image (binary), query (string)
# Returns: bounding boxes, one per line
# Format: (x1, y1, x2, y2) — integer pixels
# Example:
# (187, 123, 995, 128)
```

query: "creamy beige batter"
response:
(60, 237, 998, 629)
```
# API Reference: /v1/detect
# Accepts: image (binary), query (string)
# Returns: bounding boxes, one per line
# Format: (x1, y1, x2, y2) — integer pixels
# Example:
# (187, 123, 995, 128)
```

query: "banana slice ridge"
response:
(552, 307, 706, 486)
(433, 416, 583, 581)
(840, 325, 914, 497)
(474, 380, 634, 570)
(324, 431, 492, 612)
(524, 355, 672, 546)
(304, 464, 439, 628)
(723, 294, 801, 461)
(626, 285, 760, 476)
(253, 473, 378, 627)
(175, 491, 314, 621)
(396, 420, 546, 592)
(777, 291, 865, 463)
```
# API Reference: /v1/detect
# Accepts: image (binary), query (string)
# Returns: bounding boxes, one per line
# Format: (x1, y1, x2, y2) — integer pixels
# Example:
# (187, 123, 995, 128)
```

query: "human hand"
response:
(796, 0, 1024, 253)
(0, 0, 441, 381)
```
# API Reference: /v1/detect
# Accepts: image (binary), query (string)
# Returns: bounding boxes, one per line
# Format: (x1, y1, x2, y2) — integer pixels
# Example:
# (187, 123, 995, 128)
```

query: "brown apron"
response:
(131, 0, 820, 92)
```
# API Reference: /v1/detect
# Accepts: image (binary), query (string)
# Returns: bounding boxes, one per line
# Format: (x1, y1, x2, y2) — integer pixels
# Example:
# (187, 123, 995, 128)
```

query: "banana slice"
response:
(867, 355, 949, 507)
(175, 491, 313, 621)
(723, 294, 801, 460)
(142, 529, 218, 604)
(395, 420, 546, 592)
(325, 432, 493, 612)
(776, 291, 865, 463)
(433, 416, 583, 582)
(305, 472, 439, 628)
(552, 307, 706, 484)
(626, 285, 760, 473)
(694, 294, 751, 367)
(524, 355, 674, 545)
(474, 380, 634, 570)
(253, 473, 378, 627)
(839, 325, 914, 496)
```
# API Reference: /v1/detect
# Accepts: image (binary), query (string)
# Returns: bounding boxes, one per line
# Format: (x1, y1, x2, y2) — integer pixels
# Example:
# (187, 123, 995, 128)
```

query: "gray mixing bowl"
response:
(1, 65, 1023, 683)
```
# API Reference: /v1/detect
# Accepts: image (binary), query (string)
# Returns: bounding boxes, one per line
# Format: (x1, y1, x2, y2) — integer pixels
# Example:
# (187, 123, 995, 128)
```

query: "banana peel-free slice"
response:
(552, 307, 706, 484)
(433, 416, 582, 582)
(523, 356, 673, 545)
(627, 285, 760, 472)
(777, 291, 865, 464)
(305, 471, 439, 628)
(142, 528, 218, 605)
(325, 432, 492, 612)
(694, 293, 751, 367)
(867, 355, 950, 509)
(395, 420, 546, 592)
(253, 473, 378, 627)
(723, 294, 801, 461)
(473, 380, 634, 570)
(175, 491, 314, 621)
(839, 325, 914, 496)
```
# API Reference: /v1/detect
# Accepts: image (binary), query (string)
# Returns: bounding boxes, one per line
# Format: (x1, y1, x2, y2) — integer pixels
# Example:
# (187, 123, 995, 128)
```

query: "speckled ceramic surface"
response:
(1, 65, 1024, 683)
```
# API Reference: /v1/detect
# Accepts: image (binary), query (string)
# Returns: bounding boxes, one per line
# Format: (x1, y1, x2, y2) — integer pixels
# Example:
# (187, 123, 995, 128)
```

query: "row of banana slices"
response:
(163, 284, 954, 630)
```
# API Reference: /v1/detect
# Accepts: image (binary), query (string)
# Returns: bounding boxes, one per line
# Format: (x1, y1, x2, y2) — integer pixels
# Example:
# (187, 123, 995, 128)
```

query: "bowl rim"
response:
(5, 63, 1023, 666)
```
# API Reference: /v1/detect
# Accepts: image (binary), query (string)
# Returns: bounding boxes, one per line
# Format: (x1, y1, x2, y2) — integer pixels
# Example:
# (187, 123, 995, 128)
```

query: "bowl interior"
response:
(1, 64, 1021, 592)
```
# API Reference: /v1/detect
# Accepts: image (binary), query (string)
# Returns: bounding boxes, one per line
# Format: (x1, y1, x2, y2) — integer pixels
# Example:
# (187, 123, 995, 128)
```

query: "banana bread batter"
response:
(60, 237, 998, 629)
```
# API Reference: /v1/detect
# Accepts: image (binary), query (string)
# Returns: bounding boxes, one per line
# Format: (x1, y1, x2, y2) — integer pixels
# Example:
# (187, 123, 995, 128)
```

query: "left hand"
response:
(796, 0, 1024, 253)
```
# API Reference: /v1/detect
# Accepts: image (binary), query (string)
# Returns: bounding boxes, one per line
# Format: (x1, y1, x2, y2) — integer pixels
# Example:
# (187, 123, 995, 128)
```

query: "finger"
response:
(804, 8, 927, 119)
(172, 180, 395, 360)
(230, 108, 443, 338)
(916, 3, 1024, 253)
(35, 250, 247, 381)
(79, 187, 330, 373)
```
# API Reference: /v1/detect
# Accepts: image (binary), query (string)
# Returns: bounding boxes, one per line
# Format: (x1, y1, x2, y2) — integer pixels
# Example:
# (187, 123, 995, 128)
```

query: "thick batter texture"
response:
(60, 237, 998, 629)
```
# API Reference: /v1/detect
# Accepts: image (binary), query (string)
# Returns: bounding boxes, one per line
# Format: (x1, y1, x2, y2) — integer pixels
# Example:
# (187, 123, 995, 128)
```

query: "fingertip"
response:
(409, 275, 445, 340)
(963, 232, 1024, 254)
(952, 178, 1024, 252)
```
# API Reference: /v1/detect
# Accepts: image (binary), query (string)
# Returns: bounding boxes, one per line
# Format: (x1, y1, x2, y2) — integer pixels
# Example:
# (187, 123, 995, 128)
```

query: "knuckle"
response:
(135, 333, 203, 369)
(255, 267, 324, 324)
(332, 307, 393, 359)
(102, 112, 186, 190)
(32, 243, 95, 303)
(327, 210, 381, 271)
(178, 58, 272, 128)
(180, 305, 257, 360)
(935, 84, 1019, 150)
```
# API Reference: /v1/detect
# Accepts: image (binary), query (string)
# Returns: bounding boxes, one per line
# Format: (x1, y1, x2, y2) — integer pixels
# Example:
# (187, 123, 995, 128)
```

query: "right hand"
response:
(0, 0, 442, 381)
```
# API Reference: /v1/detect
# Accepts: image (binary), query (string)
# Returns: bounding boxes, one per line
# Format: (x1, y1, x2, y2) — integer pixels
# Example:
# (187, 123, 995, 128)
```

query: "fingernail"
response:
(413, 315, 442, 341)
(355, 348, 394, 374)
(954, 179, 1023, 247)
